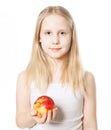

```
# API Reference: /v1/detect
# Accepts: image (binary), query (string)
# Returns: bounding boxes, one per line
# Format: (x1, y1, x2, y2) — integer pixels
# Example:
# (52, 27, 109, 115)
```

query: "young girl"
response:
(16, 6, 97, 130)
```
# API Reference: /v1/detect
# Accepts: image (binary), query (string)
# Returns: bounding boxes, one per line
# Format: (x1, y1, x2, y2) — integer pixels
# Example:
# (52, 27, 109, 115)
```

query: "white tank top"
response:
(29, 83, 83, 130)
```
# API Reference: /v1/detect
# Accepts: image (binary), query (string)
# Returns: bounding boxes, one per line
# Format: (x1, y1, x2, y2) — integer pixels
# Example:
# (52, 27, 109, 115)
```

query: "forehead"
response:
(41, 14, 70, 30)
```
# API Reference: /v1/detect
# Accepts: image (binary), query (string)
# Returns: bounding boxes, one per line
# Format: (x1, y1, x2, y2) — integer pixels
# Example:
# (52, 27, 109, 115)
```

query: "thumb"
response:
(31, 109, 37, 116)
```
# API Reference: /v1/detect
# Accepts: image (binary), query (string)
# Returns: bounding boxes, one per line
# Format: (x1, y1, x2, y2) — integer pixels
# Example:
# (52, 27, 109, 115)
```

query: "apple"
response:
(33, 95, 55, 118)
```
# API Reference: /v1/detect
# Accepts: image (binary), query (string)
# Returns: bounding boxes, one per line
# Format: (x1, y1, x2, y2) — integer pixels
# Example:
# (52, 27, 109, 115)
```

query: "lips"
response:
(49, 47, 61, 52)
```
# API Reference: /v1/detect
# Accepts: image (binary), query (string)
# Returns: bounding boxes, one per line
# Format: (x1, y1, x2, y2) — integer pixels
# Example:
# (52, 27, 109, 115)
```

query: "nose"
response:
(52, 34, 59, 44)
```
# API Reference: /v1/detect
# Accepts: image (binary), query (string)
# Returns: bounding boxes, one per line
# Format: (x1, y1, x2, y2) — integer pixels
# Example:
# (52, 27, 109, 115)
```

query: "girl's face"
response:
(40, 14, 72, 60)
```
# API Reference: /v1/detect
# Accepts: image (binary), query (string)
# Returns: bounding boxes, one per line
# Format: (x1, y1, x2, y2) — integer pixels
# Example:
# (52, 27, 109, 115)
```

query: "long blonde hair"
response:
(26, 6, 84, 92)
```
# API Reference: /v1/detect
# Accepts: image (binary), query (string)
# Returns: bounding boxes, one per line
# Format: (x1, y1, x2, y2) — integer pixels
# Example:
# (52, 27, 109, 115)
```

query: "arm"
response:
(16, 71, 37, 129)
(82, 71, 98, 130)
(16, 71, 58, 129)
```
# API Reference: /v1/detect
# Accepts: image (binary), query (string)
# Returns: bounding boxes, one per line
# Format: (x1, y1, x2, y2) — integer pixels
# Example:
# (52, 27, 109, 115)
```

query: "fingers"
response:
(32, 107, 58, 124)
(45, 107, 58, 123)
(31, 109, 37, 116)
(52, 107, 58, 120)
(37, 112, 47, 124)
(45, 110, 52, 123)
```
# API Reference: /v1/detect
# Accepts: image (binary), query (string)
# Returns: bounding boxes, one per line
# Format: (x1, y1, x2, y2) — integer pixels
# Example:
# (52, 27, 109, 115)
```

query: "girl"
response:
(16, 6, 97, 130)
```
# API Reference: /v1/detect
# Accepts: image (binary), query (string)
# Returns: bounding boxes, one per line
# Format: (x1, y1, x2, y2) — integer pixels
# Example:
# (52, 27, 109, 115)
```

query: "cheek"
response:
(40, 35, 51, 43)
(61, 38, 71, 48)
(41, 42, 50, 53)
(41, 43, 46, 50)
(40, 38, 51, 47)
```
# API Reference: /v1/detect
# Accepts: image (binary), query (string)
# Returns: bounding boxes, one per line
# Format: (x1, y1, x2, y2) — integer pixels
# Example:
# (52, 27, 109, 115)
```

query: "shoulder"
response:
(16, 70, 30, 97)
(84, 71, 95, 84)
(16, 70, 27, 88)
(83, 71, 96, 95)
(82, 71, 97, 129)
(17, 70, 26, 83)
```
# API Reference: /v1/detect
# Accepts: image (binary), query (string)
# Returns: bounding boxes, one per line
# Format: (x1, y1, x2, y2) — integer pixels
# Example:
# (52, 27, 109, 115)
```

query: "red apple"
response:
(33, 95, 55, 118)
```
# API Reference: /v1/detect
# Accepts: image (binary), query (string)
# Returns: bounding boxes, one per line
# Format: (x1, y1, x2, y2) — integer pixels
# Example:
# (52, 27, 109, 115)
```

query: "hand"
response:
(31, 107, 58, 124)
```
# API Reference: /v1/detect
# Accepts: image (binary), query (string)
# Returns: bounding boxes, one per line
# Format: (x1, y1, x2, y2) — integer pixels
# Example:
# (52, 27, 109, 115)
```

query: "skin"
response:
(40, 14, 72, 61)
(40, 14, 72, 82)
(16, 72, 58, 128)
(16, 14, 97, 130)
(82, 72, 98, 130)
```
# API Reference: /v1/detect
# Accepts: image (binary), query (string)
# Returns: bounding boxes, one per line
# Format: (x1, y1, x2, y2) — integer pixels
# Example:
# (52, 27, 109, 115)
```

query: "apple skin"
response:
(33, 95, 55, 118)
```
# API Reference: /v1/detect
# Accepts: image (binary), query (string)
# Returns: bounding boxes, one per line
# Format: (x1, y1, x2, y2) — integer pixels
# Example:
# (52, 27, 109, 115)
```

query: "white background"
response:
(0, 0, 111, 130)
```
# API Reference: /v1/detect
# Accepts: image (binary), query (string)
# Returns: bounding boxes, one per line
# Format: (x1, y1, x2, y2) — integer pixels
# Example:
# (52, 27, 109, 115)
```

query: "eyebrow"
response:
(41, 28, 70, 32)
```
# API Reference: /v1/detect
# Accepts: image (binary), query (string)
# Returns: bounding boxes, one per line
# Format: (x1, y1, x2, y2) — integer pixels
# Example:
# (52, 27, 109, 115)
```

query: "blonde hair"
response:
(26, 6, 84, 92)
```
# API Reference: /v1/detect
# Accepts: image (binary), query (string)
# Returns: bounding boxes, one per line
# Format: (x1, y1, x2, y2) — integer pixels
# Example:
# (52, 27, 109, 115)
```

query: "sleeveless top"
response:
(29, 83, 83, 130)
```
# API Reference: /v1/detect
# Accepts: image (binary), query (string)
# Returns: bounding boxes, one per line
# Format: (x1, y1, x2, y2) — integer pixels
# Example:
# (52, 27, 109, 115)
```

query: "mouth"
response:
(49, 47, 61, 52)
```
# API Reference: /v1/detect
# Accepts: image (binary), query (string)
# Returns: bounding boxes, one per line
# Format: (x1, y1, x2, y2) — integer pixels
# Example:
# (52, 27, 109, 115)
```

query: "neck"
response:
(46, 57, 68, 84)
(47, 54, 68, 69)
